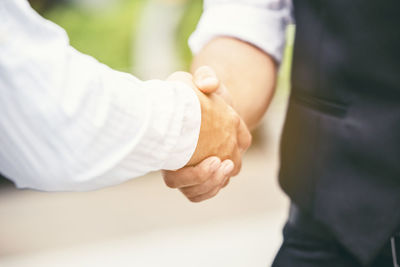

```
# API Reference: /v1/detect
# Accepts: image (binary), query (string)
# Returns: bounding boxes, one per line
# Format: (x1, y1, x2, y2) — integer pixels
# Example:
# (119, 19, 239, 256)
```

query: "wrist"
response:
(187, 88, 210, 166)
(159, 81, 202, 170)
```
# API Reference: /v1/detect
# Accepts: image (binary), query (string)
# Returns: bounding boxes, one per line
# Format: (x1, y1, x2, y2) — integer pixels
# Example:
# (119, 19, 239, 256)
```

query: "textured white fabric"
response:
(0, 0, 201, 191)
(189, 0, 293, 63)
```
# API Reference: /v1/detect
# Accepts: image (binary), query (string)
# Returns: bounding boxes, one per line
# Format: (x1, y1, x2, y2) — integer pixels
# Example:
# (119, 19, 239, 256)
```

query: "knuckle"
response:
(230, 144, 238, 156)
(227, 136, 237, 150)
(164, 178, 177, 188)
(244, 133, 252, 149)
(182, 187, 199, 199)
(161, 170, 168, 179)
(232, 114, 241, 128)
(198, 164, 210, 176)
(207, 178, 219, 189)
(236, 156, 242, 167)
(199, 175, 209, 184)
(195, 172, 209, 184)
(183, 192, 196, 201)
(232, 163, 242, 176)
(248, 133, 253, 146)
(230, 154, 242, 175)
(196, 165, 214, 183)
(209, 189, 220, 199)
(215, 173, 226, 185)
(188, 196, 203, 203)
(222, 178, 230, 188)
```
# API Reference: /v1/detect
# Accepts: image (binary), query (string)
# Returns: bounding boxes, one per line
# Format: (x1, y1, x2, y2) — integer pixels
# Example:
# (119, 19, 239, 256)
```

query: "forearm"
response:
(191, 37, 278, 130)
(1, 0, 204, 191)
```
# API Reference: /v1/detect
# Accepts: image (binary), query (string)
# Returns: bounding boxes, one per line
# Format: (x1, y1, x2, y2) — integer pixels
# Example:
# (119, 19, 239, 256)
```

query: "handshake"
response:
(162, 66, 252, 202)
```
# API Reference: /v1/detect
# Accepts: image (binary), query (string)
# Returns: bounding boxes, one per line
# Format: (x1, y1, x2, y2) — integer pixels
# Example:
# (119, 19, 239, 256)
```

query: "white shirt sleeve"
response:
(0, 0, 201, 191)
(189, 0, 293, 63)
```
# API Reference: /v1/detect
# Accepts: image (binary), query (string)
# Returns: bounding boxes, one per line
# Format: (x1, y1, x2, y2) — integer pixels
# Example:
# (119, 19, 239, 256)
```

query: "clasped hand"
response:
(162, 66, 251, 202)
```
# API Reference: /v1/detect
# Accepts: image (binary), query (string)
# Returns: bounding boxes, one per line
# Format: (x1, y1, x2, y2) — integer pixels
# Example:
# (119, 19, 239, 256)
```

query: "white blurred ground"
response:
(0, 91, 290, 267)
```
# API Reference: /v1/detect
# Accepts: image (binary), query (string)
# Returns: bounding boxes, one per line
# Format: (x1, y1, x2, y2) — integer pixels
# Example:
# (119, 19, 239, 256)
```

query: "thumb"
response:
(193, 66, 220, 94)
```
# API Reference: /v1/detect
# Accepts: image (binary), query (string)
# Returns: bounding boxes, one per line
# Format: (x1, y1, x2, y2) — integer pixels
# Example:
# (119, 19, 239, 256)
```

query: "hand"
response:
(163, 157, 235, 202)
(167, 71, 251, 169)
(193, 66, 236, 110)
(162, 67, 251, 202)
(192, 66, 234, 108)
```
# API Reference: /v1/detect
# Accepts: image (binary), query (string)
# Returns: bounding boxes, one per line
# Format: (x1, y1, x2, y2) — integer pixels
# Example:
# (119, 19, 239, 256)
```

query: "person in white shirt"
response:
(0, 0, 252, 195)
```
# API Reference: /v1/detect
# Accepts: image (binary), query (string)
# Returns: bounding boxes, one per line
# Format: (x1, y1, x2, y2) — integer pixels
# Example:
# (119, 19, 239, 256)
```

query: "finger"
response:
(222, 177, 231, 188)
(230, 148, 242, 177)
(193, 66, 220, 94)
(162, 157, 221, 188)
(179, 171, 223, 198)
(188, 167, 230, 203)
(220, 159, 233, 188)
(188, 182, 224, 203)
(221, 159, 234, 176)
(179, 160, 231, 198)
(189, 186, 221, 203)
(237, 117, 252, 152)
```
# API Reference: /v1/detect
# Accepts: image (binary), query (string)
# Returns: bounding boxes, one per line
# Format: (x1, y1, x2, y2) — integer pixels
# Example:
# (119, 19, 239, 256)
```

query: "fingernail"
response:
(209, 158, 221, 172)
(198, 77, 218, 88)
(222, 161, 234, 176)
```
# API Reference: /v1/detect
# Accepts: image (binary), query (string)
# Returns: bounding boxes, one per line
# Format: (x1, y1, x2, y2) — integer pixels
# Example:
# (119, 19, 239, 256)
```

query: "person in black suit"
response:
(164, 0, 400, 266)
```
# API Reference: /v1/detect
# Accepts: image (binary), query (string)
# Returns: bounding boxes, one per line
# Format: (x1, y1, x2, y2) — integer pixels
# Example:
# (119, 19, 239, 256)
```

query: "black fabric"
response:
(0, 173, 13, 187)
(278, 0, 400, 265)
(272, 205, 397, 267)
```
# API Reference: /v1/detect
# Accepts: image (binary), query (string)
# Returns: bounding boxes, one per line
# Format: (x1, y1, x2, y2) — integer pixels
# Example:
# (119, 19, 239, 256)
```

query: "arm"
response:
(162, 0, 292, 202)
(0, 0, 199, 191)
(189, 0, 293, 128)
(191, 37, 277, 130)
(0, 0, 249, 191)
(162, 46, 275, 202)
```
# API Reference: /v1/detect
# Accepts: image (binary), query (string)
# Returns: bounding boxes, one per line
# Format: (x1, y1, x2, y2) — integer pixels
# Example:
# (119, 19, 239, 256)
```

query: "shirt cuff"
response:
(189, 3, 290, 63)
(156, 81, 201, 170)
(109, 79, 202, 174)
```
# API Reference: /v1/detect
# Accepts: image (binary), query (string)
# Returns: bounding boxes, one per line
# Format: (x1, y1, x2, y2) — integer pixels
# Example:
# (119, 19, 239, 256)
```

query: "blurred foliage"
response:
(176, 0, 203, 70)
(41, 0, 203, 73)
(41, 0, 293, 90)
(43, 0, 145, 72)
(277, 24, 295, 93)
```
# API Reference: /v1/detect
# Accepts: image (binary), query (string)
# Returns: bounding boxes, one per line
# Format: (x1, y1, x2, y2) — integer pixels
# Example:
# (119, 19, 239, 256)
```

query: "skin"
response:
(162, 37, 277, 202)
(166, 70, 252, 168)
(192, 37, 277, 130)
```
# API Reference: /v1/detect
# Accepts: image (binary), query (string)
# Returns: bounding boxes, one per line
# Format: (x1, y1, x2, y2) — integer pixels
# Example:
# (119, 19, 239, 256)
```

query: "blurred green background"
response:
(40, 0, 203, 73)
(34, 0, 293, 90)
(43, 0, 147, 72)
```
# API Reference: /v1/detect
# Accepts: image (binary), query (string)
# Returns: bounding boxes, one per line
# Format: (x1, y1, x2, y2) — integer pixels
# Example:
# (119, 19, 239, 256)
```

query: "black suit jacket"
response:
(279, 0, 400, 265)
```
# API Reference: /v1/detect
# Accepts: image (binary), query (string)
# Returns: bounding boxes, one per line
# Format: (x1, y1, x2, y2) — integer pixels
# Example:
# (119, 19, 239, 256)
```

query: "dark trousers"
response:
(272, 204, 399, 267)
